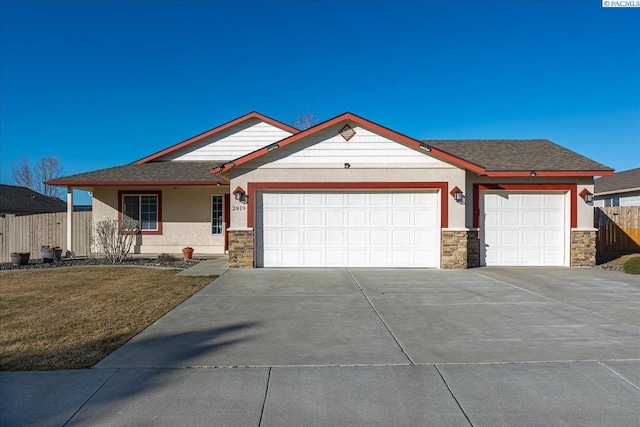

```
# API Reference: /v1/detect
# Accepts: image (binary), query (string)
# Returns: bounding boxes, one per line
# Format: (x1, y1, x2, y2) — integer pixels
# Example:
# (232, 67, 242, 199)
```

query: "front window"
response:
(212, 195, 224, 235)
(122, 194, 158, 231)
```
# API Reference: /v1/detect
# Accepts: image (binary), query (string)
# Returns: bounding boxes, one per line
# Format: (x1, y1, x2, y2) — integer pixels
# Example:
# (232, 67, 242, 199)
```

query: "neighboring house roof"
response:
(427, 140, 613, 175)
(212, 113, 613, 177)
(134, 111, 299, 164)
(594, 167, 640, 195)
(0, 184, 67, 214)
(46, 161, 228, 187)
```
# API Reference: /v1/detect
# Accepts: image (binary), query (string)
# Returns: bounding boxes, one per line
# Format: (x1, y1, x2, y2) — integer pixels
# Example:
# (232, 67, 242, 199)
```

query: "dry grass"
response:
(0, 267, 215, 371)
(607, 252, 640, 266)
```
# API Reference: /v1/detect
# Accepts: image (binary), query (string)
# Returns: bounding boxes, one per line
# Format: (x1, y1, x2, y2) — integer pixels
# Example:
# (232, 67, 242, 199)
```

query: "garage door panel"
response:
(523, 211, 541, 226)
(501, 211, 520, 226)
(523, 230, 541, 245)
(370, 230, 390, 246)
(483, 192, 566, 266)
(326, 210, 345, 226)
(258, 191, 439, 268)
(370, 193, 389, 206)
(370, 210, 389, 225)
(348, 210, 367, 225)
(303, 193, 322, 205)
(263, 210, 280, 227)
(283, 230, 301, 245)
(348, 193, 366, 205)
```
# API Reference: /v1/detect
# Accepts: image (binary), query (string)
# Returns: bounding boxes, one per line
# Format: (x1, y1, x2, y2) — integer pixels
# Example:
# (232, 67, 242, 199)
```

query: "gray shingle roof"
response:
(594, 168, 640, 194)
(47, 161, 228, 185)
(425, 139, 612, 172)
(0, 184, 67, 214)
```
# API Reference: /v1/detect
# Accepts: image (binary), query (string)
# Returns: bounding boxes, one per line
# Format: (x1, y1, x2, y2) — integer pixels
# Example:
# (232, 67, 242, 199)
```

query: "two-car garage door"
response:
(256, 191, 440, 267)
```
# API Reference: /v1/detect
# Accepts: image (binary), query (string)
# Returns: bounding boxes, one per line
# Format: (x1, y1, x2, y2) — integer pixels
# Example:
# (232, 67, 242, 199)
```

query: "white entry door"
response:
(482, 192, 567, 266)
(256, 191, 440, 267)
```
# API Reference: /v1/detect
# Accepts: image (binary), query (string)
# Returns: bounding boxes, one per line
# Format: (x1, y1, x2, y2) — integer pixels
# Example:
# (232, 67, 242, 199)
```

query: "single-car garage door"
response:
(256, 191, 440, 267)
(482, 192, 567, 266)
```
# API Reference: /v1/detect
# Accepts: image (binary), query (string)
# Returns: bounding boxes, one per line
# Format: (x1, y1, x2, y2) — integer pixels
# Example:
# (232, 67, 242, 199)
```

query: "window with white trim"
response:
(212, 195, 224, 235)
(122, 194, 158, 231)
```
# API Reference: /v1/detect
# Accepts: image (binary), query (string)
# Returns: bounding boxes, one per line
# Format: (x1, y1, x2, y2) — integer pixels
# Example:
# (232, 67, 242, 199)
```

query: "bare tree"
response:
(11, 156, 64, 198)
(292, 110, 321, 130)
(11, 156, 33, 191)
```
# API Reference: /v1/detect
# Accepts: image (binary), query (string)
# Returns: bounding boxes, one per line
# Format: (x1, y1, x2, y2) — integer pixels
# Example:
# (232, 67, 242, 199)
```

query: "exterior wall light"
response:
(579, 188, 594, 205)
(233, 186, 247, 203)
(530, 171, 537, 177)
(344, 163, 351, 169)
(450, 186, 464, 203)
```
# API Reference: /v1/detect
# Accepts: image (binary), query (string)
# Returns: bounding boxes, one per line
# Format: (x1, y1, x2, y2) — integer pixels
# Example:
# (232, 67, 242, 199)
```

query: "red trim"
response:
(246, 182, 449, 228)
(134, 112, 299, 164)
(224, 194, 230, 251)
(485, 170, 614, 177)
(473, 184, 577, 229)
(211, 112, 487, 176)
(118, 191, 163, 235)
(232, 186, 246, 197)
(46, 181, 229, 187)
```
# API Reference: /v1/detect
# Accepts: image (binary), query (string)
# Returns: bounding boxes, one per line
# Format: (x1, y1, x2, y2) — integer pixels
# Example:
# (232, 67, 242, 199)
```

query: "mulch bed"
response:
(0, 256, 201, 271)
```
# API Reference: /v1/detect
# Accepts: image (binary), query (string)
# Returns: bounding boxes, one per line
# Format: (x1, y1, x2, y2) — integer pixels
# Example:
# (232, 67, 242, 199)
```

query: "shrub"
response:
(623, 257, 640, 274)
(157, 253, 180, 263)
(94, 218, 139, 263)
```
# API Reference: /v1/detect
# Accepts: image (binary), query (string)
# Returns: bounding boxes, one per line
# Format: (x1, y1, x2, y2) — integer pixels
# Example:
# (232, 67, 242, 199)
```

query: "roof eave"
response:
(595, 186, 640, 196)
(484, 170, 615, 177)
(45, 180, 230, 187)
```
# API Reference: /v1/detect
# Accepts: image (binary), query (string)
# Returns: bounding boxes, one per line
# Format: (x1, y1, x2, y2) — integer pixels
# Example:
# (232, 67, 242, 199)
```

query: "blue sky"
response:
(1, 0, 639, 205)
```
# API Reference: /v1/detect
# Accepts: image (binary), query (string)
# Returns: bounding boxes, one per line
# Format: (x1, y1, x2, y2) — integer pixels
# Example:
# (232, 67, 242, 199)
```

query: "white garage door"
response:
(256, 191, 440, 267)
(482, 192, 566, 266)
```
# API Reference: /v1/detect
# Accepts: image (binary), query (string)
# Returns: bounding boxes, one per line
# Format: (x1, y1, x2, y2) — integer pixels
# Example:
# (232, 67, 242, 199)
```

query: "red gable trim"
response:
(246, 182, 449, 229)
(473, 184, 577, 229)
(135, 112, 299, 164)
(485, 170, 614, 177)
(211, 113, 487, 175)
(45, 180, 229, 187)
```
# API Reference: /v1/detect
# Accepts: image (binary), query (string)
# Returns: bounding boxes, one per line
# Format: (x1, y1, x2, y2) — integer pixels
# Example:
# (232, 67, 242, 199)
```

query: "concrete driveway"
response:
(2, 268, 639, 426)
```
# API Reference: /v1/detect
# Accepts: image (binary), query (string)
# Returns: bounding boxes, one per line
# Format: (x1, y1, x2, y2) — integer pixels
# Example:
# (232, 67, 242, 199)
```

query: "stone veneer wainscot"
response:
(228, 229, 254, 268)
(571, 230, 597, 267)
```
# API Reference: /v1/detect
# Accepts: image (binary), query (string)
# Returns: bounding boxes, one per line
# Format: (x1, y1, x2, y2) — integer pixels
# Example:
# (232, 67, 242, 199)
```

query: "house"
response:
(0, 184, 67, 217)
(47, 111, 614, 268)
(594, 167, 640, 207)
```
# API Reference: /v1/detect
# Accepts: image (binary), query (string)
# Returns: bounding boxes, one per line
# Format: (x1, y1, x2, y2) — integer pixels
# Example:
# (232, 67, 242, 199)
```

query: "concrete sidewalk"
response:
(175, 255, 229, 277)
(2, 267, 639, 426)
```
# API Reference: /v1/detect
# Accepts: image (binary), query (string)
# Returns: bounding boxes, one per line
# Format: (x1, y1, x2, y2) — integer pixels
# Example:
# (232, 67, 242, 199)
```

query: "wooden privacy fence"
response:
(595, 206, 640, 253)
(0, 212, 92, 263)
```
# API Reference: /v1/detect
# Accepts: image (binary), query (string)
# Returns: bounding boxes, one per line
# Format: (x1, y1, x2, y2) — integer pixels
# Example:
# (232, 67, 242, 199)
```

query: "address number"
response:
(232, 206, 246, 211)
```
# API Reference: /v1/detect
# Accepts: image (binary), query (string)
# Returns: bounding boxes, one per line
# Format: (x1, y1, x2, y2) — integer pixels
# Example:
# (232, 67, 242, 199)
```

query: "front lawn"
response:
(0, 268, 216, 370)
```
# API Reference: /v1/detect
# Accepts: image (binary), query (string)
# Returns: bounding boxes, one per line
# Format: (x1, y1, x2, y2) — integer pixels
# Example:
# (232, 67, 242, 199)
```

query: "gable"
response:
(135, 111, 298, 164)
(251, 123, 453, 168)
(156, 119, 295, 162)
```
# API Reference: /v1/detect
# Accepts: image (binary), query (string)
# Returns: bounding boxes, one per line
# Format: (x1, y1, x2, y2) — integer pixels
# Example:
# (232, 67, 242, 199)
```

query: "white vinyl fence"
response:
(0, 212, 92, 263)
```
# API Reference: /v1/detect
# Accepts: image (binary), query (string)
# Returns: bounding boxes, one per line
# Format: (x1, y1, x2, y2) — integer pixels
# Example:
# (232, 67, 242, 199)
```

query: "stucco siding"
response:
(160, 119, 293, 161)
(92, 187, 228, 254)
(255, 124, 453, 168)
